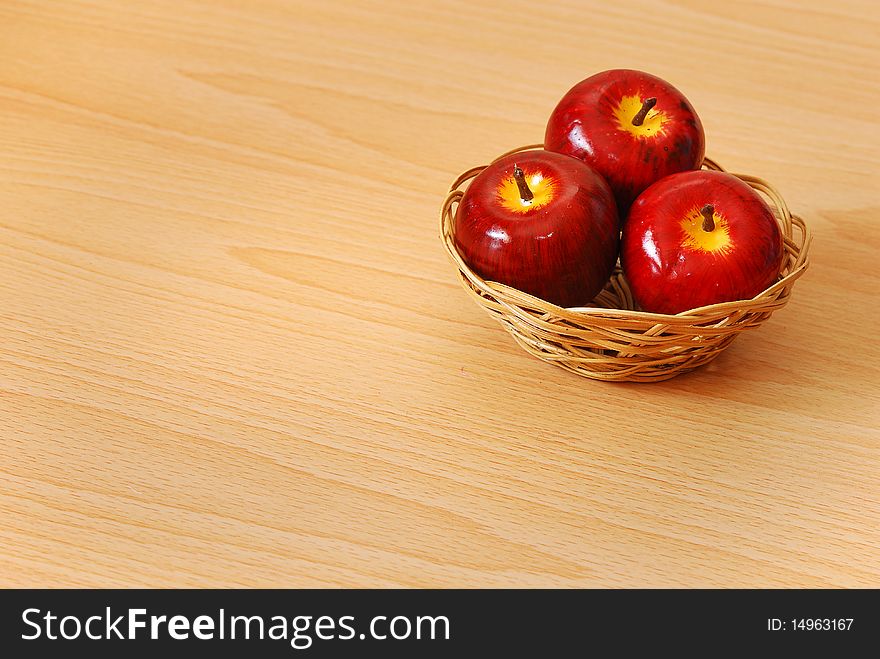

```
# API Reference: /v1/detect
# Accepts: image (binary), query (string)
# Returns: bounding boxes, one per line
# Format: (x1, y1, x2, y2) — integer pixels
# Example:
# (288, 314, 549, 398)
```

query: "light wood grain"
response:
(1, 0, 878, 588)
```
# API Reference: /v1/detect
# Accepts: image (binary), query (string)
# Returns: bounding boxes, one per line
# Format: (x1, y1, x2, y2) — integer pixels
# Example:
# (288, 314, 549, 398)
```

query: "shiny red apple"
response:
(452, 150, 619, 308)
(621, 170, 784, 314)
(545, 69, 705, 214)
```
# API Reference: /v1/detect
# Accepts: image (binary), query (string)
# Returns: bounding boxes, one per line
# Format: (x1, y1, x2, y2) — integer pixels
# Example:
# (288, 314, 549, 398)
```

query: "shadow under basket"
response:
(440, 145, 812, 382)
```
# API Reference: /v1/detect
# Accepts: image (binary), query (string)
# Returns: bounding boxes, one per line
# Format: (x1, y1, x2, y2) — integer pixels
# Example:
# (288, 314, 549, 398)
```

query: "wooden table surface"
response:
(2, 0, 878, 588)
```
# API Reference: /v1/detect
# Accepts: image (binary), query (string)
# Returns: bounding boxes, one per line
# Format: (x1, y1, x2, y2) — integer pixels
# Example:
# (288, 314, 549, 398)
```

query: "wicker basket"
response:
(440, 144, 812, 382)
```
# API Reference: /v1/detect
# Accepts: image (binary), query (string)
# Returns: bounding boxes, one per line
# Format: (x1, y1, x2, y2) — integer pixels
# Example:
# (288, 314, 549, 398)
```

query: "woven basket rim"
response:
(440, 144, 812, 321)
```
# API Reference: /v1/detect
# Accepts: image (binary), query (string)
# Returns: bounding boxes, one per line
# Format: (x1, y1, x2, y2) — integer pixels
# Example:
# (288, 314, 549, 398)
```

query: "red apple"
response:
(621, 170, 784, 314)
(452, 150, 619, 308)
(545, 69, 705, 214)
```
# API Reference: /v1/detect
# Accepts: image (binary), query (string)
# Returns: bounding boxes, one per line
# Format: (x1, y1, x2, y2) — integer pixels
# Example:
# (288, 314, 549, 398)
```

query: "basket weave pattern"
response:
(440, 145, 812, 382)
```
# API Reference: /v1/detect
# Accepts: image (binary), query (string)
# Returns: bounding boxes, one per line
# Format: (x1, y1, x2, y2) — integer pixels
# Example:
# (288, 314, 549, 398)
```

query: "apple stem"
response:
(701, 204, 716, 232)
(632, 97, 657, 126)
(513, 165, 534, 202)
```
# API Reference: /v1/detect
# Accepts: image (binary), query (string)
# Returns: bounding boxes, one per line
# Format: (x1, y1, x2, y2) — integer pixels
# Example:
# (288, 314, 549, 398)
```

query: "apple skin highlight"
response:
(621, 170, 784, 315)
(545, 69, 705, 215)
(453, 150, 619, 308)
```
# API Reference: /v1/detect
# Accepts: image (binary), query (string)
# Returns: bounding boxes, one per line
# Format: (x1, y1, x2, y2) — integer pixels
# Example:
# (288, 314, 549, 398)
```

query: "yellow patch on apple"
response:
(496, 171, 557, 213)
(614, 94, 668, 138)
(679, 207, 733, 254)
